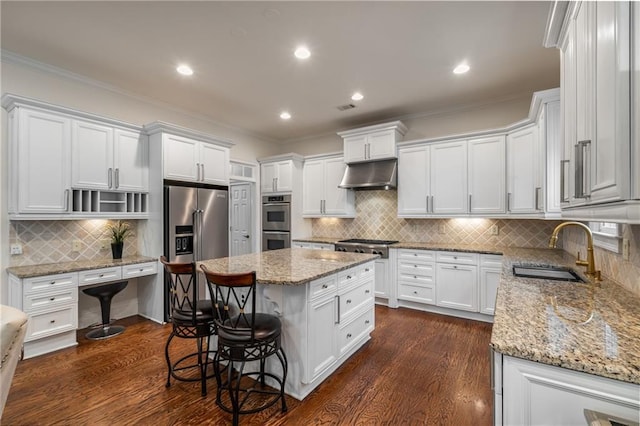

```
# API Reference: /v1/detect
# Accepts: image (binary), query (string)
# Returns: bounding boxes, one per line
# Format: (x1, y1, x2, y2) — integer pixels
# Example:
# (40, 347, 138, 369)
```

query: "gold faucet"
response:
(549, 221, 601, 283)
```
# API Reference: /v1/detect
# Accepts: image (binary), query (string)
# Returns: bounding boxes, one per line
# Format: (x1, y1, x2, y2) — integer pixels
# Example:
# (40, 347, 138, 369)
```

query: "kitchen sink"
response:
(512, 265, 586, 283)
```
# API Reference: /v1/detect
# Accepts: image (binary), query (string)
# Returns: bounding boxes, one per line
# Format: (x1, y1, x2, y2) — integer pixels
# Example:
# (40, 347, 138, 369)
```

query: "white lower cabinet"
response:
(395, 248, 501, 320)
(8, 261, 157, 358)
(497, 355, 640, 426)
(306, 281, 338, 382)
(292, 242, 335, 250)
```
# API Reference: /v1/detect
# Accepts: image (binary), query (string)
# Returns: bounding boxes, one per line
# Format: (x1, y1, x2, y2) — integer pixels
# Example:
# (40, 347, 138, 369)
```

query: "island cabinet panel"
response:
(255, 260, 375, 401)
(499, 355, 640, 426)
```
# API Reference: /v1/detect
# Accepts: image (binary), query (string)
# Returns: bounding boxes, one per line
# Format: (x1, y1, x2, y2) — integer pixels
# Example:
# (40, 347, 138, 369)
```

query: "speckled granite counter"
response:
(491, 247, 640, 385)
(292, 237, 339, 244)
(7, 255, 157, 279)
(198, 248, 378, 285)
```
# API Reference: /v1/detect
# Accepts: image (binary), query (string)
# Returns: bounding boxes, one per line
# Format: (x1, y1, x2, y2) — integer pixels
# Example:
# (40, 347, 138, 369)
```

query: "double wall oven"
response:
(262, 194, 291, 251)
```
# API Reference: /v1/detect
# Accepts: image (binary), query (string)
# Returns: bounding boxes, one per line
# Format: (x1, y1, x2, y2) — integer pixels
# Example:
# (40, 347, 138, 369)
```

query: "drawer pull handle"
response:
(453, 256, 458, 260)
(453, 266, 458, 269)
(139, 268, 144, 272)
(347, 333, 352, 339)
(365, 268, 370, 272)
(50, 281, 56, 285)
(365, 290, 370, 294)
(414, 253, 417, 256)
(365, 320, 370, 324)
(50, 297, 55, 301)
(99, 274, 104, 278)
(413, 291, 418, 294)
(346, 299, 352, 304)
(414, 265, 418, 268)
(346, 275, 352, 279)
(414, 275, 417, 279)
(50, 320, 56, 324)
(322, 284, 328, 289)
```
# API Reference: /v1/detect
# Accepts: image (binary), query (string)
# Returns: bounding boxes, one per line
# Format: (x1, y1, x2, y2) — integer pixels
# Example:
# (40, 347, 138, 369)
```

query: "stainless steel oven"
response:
(262, 195, 291, 232)
(262, 231, 291, 251)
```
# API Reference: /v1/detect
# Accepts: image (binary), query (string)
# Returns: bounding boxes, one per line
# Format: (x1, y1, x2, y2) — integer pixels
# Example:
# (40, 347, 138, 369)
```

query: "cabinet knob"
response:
(322, 284, 328, 289)
(50, 320, 56, 324)
(365, 320, 370, 324)
(453, 256, 458, 260)
(139, 268, 144, 272)
(414, 275, 417, 279)
(99, 274, 104, 277)
(50, 297, 55, 301)
(413, 291, 418, 294)
(347, 333, 352, 339)
(365, 268, 370, 272)
(365, 289, 370, 294)
(453, 266, 458, 269)
(50, 281, 55, 285)
(346, 299, 352, 304)
(414, 253, 418, 256)
(346, 275, 352, 279)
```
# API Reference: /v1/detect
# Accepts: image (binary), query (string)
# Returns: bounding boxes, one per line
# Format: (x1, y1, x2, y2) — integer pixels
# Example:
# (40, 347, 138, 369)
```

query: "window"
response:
(589, 222, 622, 253)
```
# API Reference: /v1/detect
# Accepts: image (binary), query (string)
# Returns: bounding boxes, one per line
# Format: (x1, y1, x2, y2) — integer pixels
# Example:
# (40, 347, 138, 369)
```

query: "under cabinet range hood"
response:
(338, 159, 397, 190)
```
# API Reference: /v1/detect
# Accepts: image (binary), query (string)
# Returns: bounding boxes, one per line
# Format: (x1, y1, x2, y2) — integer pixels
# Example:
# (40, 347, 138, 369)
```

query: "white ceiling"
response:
(1, 1, 559, 143)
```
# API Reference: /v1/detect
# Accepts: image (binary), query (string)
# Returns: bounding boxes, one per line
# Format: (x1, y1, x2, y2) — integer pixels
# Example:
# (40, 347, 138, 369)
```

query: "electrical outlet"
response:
(72, 240, 82, 252)
(622, 238, 630, 261)
(10, 244, 22, 255)
(438, 223, 447, 234)
(100, 239, 110, 250)
(490, 224, 499, 236)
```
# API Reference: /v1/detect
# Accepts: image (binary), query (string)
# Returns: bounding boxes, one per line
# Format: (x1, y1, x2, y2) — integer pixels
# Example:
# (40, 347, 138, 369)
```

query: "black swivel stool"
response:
(82, 281, 128, 340)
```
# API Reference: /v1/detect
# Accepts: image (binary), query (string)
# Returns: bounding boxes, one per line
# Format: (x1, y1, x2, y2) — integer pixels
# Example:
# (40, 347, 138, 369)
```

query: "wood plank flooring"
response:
(2, 306, 493, 425)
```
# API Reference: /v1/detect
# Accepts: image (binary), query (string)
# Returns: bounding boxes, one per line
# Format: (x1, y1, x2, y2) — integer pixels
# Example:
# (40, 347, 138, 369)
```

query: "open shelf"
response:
(71, 189, 148, 215)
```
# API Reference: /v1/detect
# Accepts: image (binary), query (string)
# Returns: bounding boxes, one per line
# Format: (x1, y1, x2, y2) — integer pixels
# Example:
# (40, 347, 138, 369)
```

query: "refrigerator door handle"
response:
(193, 209, 199, 260)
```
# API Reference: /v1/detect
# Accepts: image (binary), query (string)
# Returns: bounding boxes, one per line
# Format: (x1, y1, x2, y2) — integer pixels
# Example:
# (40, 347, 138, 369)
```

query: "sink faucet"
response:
(549, 221, 601, 283)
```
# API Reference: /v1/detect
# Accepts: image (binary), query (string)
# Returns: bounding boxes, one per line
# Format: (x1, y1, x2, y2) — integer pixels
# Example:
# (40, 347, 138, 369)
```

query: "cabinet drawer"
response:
(357, 262, 375, 283)
(398, 283, 436, 304)
(398, 249, 435, 262)
(24, 273, 77, 294)
(339, 281, 373, 321)
(122, 261, 157, 279)
(25, 304, 78, 342)
(309, 275, 337, 301)
(338, 267, 359, 289)
(398, 272, 434, 287)
(398, 261, 435, 278)
(480, 254, 503, 269)
(79, 267, 122, 287)
(24, 288, 78, 312)
(436, 251, 478, 265)
(339, 307, 374, 356)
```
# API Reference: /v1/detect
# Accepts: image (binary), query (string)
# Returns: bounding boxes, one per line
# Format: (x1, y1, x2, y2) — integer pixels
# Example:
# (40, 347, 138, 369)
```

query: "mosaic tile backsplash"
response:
(9, 219, 140, 266)
(312, 190, 640, 297)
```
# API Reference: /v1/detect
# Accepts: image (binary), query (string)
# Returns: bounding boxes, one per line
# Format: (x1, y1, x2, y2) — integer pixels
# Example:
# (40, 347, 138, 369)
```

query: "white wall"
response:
(277, 95, 533, 156)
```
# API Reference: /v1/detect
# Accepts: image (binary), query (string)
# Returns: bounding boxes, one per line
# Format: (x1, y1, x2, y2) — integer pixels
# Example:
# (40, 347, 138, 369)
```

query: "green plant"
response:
(106, 220, 132, 244)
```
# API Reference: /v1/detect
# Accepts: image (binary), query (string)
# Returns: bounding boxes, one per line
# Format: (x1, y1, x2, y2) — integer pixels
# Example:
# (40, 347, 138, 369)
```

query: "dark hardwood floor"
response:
(2, 306, 493, 425)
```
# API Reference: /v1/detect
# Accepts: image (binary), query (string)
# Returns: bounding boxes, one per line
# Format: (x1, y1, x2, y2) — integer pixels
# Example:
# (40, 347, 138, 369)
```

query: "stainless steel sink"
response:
(512, 265, 586, 283)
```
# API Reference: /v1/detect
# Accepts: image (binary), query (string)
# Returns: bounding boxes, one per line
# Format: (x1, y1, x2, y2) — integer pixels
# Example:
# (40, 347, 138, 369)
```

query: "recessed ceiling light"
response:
(280, 111, 291, 120)
(176, 64, 194, 76)
(453, 63, 470, 74)
(294, 46, 311, 59)
(351, 92, 364, 101)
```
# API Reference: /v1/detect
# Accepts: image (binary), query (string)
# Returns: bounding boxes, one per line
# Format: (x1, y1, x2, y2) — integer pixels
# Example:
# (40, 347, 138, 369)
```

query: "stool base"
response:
(85, 325, 125, 340)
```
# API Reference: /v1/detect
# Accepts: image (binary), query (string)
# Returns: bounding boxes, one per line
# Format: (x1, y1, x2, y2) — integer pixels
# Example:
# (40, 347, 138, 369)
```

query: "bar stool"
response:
(201, 266, 288, 426)
(81, 281, 128, 340)
(160, 256, 218, 397)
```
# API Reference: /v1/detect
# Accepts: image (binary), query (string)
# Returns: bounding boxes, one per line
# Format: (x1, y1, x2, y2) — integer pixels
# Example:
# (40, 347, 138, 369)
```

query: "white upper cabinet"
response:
(550, 1, 638, 222)
(261, 160, 295, 194)
(507, 125, 541, 214)
(338, 121, 407, 164)
(303, 155, 354, 217)
(72, 121, 148, 192)
(8, 106, 72, 214)
(431, 140, 468, 215)
(468, 136, 506, 215)
(163, 132, 230, 186)
(397, 145, 430, 216)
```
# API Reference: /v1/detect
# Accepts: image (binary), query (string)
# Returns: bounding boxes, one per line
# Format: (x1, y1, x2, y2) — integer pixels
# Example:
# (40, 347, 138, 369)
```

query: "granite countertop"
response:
(491, 247, 640, 385)
(6, 255, 157, 279)
(198, 248, 378, 285)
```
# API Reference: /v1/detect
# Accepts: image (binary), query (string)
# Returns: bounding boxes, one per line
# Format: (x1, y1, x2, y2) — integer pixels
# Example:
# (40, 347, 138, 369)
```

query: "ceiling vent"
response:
(336, 103, 356, 111)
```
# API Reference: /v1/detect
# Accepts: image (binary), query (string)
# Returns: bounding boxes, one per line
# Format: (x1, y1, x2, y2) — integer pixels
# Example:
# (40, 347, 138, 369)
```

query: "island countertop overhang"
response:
(197, 248, 379, 285)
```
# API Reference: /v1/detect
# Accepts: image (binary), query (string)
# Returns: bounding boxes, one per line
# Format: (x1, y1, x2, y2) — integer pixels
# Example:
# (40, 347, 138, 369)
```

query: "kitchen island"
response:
(198, 248, 378, 400)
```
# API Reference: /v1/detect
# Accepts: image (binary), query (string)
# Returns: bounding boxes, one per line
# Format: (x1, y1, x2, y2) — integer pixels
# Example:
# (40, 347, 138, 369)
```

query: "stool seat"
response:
(218, 313, 282, 344)
(82, 281, 128, 340)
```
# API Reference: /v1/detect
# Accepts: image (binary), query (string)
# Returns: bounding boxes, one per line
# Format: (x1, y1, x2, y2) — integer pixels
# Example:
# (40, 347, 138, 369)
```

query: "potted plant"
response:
(106, 220, 131, 259)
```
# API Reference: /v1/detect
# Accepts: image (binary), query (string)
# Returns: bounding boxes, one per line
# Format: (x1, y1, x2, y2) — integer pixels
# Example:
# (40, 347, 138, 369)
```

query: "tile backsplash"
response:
(9, 219, 139, 266)
(312, 190, 562, 247)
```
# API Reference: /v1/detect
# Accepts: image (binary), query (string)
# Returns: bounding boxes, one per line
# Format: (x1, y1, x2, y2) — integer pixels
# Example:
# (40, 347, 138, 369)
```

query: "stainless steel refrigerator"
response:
(163, 183, 228, 320)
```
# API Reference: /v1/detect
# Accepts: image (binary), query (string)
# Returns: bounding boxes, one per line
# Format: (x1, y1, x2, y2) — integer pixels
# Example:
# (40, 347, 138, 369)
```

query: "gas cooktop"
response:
(334, 239, 398, 258)
(337, 239, 399, 245)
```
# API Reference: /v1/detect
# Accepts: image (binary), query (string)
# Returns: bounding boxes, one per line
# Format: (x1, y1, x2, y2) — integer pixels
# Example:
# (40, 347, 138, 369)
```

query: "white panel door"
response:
(230, 183, 253, 256)
(71, 119, 113, 190)
(200, 142, 229, 185)
(114, 129, 147, 191)
(436, 263, 477, 312)
(468, 136, 506, 214)
(343, 135, 368, 163)
(323, 157, 352, 216)
(302, 159, 325, 216)
(18, 109, 72, 213)
(430, 140, 468, 215)
(261, 163, 277, 193)
(374, 258, 388, 299)
(397, 146, 430, 215)
(367, 130, 396, 160)
(163, 134, 199, 182)
(275, 160, 293, 192)
(507, 126, 540, 213)
(480, 268, 500, 315)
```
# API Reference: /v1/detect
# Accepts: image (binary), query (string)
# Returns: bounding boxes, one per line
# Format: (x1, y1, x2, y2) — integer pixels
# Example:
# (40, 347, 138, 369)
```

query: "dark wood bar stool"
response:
(81, 280, 128, 340)
(160, 256, 217, 397)
(201, 266, 288, 426)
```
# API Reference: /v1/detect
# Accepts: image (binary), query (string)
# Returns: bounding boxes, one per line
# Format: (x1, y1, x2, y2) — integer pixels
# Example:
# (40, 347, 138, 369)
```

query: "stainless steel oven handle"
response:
(262, 202, 290, 207)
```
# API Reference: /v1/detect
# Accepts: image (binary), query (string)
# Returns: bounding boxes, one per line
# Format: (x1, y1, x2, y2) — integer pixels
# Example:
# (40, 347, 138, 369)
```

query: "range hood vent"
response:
(338, 159, 397, 190)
